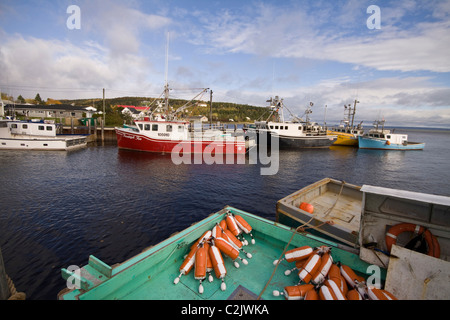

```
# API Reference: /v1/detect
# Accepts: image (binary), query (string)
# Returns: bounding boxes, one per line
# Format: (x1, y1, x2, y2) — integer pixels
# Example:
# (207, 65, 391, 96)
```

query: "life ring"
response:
(385, 223, 440, 258)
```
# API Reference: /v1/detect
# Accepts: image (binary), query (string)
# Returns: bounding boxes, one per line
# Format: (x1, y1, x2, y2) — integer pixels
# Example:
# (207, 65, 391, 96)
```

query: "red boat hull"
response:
(115, 128, 246, 154)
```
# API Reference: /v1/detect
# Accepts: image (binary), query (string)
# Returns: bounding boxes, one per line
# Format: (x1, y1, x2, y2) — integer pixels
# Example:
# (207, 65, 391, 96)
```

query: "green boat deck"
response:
(59, 206, 384, 300)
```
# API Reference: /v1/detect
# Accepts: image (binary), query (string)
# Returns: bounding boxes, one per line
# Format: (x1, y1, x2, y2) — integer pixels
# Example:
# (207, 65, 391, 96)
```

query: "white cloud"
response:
(192, 2, 450, 73)
(0, 34, 153, 99)
(0, 0, 172, 99)
(80, 0, 171, 56)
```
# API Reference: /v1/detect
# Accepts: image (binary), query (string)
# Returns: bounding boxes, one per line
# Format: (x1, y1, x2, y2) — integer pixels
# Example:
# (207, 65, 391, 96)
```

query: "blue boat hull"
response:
(358, 136, 425, 150)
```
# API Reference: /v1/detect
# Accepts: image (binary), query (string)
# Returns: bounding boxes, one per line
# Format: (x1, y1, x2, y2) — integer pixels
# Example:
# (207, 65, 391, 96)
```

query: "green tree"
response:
(35, 93, 43, 105)
(17, 95, 25, 103)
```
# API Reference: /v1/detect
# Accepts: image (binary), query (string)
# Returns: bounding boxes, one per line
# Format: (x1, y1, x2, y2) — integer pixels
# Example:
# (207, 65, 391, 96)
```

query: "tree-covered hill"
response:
(60, 96, 272, 123)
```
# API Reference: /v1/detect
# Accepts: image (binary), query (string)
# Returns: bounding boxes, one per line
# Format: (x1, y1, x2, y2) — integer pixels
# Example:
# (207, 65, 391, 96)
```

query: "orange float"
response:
(298, 253, 322, 284)
(299, 202, 314, 214)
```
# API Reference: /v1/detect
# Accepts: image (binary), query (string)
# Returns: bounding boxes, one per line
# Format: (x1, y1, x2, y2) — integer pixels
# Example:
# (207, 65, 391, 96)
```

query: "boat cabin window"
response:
(298, 126, 302, 130)
(166, 125, 172, 132)
(178, 125, 184, 132)
(270, 125, 274, 129)
(387, 135, 391, 139)
(144, 124, 150, 131)
(22, 124, 28, 129)
(152, 124, 158, 131)
(275, 126, 279, 129)
(11, 124, 18, 129)
(46, 126, 52, 131)
(39, 125, 45, 130)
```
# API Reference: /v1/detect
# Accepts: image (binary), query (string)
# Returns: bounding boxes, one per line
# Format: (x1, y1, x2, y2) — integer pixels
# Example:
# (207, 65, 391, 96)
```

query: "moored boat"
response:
(247, 97, 336, 149)
(327, 100, 364, 147)
(115, 116, 249, 155)
(58, 206, 385, 300)
(276, 178, 363, 247)
(0, 118, 87, 151)
(358, 120, 425, 150)
(276, 178, 450, 299)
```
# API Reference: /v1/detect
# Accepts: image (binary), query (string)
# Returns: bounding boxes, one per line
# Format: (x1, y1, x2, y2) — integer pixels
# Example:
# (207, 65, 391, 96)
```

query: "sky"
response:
(1, 0, 450, 127)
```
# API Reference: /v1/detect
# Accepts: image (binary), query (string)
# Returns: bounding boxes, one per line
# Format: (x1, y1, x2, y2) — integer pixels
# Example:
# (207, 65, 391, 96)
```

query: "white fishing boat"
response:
(247, 96, 336, 149)
(0, 118, 87, 151)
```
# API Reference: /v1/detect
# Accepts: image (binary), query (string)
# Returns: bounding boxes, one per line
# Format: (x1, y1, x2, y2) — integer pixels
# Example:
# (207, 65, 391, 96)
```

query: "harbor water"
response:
(1, 127, 449, 300)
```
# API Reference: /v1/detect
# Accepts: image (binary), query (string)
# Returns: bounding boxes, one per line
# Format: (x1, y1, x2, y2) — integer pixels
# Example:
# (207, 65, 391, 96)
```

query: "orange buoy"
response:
(339, 264, 365, 288)
(219, 219, 227, 231)
(327, 263, 341, 279)
(209, 245, 227, 291)
(284, 259, 307, 276)
(214, 237, 248, 268)
(324, 278, 347, 300)
(223, 229, 243, 249)
(304, 288, 319, 300)
(222, 229, 253, 259)
(346, 289, 363, 300)
(234, 215, 255, 244)
(194, 245, 207, 294)
(328, 263, 348, 295)
(212, 223, 222, 239)
(204, 242, 214, 282)
(311, 252, 333, 284)
(174, 246, 197, 284)
(274, 246, 313, 265)
(226, 214, 241, 236)
(329, 275, 348, 296)
(367, 286, 397, 300)
(319, 285, 338, 300)
(299, 202, 314, 214)
(190, 230, 212, 249)
(281, 284, 314, 300)
(298, 253, 322, 284)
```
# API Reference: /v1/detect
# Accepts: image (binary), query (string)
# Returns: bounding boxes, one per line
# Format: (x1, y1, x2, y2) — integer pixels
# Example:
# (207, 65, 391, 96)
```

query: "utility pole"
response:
(102, 88, 105, 142)
(210, 90, 213, 128)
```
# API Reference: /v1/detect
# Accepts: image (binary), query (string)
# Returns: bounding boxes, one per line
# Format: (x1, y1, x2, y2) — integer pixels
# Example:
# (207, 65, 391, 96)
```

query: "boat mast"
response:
(351, 99, 359, 128)
(164, 32, 170, 118)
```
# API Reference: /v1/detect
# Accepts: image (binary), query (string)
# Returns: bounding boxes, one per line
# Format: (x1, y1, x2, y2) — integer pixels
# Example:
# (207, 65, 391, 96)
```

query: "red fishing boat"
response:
(115, 86, 251, 155)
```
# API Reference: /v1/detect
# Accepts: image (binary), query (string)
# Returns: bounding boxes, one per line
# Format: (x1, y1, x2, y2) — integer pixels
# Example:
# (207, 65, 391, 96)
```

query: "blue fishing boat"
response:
(358, 120, 425, 150)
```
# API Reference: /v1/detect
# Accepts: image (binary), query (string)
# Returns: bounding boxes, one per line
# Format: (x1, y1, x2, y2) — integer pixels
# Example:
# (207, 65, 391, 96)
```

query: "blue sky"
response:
(1, 0, 450, 127)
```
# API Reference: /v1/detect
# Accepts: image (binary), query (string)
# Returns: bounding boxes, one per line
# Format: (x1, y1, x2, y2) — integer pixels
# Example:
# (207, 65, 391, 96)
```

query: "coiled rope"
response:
(5, 274, 26, 300)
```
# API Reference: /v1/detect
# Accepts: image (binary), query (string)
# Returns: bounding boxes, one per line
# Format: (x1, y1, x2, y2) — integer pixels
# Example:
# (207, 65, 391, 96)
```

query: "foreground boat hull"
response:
(358, 136, 425, 150)
(59, 206, 378, 300)
(115, 128, 247, 154)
